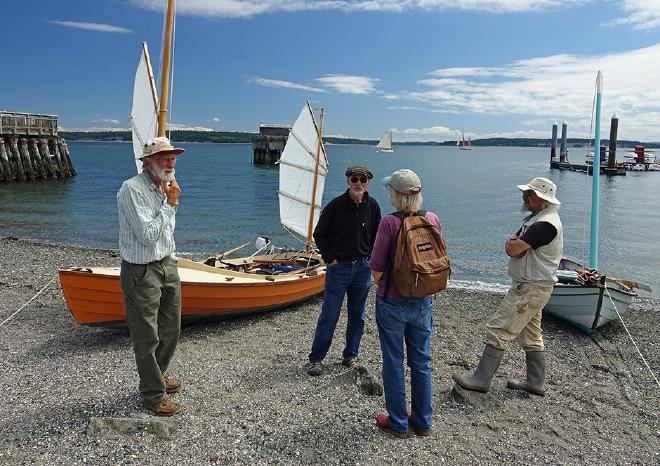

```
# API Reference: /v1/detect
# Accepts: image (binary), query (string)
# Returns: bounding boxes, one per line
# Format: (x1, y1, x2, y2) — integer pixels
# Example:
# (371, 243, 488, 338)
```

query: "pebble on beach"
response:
(0, 237, 658, 465)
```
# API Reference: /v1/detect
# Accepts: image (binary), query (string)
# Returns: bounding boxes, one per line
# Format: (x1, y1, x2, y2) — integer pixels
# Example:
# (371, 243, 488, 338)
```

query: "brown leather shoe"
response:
(165, 376, 182, 394)
(145, 397, 181, 417)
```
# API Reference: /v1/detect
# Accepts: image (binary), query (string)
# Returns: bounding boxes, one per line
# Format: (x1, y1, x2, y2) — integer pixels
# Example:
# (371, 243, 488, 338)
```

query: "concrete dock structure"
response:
(252, 124, 290, 165)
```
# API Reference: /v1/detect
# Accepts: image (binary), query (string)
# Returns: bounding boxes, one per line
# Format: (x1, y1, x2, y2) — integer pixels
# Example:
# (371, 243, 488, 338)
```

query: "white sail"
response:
(376, 131, 392, 151)
(129, 47, 158, 173)
(278, 102, 329, 240)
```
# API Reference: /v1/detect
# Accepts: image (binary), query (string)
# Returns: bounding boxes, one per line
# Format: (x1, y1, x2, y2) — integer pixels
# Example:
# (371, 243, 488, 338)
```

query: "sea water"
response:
(1, 141, 658, 297)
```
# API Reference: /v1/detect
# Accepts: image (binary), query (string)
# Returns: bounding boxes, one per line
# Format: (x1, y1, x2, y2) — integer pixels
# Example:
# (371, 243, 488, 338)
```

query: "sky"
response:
(2, 0, 660, 142)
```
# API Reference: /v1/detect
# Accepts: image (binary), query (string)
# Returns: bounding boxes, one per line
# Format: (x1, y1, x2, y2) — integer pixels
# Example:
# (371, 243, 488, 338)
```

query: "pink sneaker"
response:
(375, 413, 410, 439)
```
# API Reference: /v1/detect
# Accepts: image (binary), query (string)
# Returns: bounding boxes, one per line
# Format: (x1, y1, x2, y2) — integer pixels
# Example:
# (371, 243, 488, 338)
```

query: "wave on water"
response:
(447, 279, 509, 294)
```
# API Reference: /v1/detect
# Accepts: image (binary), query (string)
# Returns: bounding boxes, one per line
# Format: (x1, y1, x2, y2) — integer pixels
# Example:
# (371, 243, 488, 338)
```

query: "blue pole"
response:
(590, 71, 603, 269)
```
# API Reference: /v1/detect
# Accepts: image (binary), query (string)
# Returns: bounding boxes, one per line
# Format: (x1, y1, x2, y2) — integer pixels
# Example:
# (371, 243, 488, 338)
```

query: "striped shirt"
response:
(117, 170, 177, 264)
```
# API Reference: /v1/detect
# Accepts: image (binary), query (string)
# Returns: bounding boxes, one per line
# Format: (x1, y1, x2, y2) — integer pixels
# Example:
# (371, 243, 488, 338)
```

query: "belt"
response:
(122, 256, 172, 266)
(337, 257, 368, 264)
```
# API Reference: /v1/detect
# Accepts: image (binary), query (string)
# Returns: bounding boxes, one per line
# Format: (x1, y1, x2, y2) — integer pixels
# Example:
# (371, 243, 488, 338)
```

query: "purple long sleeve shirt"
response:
(368, 211, 442, 299)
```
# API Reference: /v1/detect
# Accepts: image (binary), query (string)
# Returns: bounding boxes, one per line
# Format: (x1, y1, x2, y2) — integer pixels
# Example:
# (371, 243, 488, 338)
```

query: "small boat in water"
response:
(457, 132, 472, 150)
(544, 72, 650, 333)
(376, 130, 393, 153)
(58, 6, 329, 325)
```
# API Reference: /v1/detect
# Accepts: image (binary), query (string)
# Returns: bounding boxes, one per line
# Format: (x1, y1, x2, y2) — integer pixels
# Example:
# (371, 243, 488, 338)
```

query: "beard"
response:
(520, 201, 531, 213)
(152, 164, 175, 182)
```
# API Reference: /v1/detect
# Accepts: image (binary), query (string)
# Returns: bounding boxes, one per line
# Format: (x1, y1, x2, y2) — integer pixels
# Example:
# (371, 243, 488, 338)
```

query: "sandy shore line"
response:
(0, 237, 658, 465)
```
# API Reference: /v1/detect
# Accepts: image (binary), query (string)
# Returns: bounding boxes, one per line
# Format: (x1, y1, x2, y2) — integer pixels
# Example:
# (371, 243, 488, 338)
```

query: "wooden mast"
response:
(142, 42, 159, 112)
(157, 0, 176, 137)
(306, 103, 324, 252)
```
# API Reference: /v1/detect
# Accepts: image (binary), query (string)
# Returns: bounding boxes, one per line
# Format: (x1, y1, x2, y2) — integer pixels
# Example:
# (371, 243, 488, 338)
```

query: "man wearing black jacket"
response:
(307, 164, 382, 376)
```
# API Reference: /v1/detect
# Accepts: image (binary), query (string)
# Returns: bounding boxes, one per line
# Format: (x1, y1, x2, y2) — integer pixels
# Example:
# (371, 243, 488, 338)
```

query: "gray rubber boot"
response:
(452, 345, 504, 393)
(506, 350, 546, 396)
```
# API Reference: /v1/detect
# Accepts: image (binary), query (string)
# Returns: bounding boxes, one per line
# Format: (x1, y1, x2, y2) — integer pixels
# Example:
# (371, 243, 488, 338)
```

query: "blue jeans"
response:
(309, 259, 371, 363)
(376, 295, 433, 433)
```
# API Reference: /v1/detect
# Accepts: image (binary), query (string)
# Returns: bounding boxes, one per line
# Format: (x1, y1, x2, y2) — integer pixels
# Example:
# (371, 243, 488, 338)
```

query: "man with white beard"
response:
(453, 177, 563, 397)
(117, 136, 184, 416)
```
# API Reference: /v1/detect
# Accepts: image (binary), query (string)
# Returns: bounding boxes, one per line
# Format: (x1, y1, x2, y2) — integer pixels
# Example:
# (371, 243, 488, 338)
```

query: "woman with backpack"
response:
(368, 168, 448, 439)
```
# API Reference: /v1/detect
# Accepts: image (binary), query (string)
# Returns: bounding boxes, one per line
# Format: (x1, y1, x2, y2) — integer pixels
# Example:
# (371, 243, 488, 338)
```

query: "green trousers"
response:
(120, 256, 181, 405)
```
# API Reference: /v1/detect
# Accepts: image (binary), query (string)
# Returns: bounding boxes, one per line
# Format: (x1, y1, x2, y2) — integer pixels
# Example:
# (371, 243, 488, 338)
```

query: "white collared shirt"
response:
(117, 170, 177, 264)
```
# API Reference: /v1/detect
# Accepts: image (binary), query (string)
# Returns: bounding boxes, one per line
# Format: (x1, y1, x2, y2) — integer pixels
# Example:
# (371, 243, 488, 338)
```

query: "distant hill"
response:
(59, 131, 660, 148)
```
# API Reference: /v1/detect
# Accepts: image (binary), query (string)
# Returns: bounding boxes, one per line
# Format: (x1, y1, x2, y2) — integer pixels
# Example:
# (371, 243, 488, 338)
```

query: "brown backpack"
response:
(388, 211, 451, 297)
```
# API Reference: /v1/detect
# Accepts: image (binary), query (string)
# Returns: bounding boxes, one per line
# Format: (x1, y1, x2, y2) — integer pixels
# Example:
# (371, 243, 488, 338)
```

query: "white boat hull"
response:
(376, 148, 393, 153)
(544, 282, 635, 333)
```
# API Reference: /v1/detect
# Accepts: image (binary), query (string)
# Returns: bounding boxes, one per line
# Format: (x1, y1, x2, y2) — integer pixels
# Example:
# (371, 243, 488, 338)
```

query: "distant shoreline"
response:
(60, 131, 660, 148)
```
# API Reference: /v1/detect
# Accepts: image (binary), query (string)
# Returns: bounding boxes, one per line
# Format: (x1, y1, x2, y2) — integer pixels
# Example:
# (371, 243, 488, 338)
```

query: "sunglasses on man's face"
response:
(350, 176, 368, 184)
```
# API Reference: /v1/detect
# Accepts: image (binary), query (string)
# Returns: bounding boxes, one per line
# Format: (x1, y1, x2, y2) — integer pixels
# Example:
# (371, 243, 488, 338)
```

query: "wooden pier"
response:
(252, 124, 290, 165)
(0, 112, 76, 182)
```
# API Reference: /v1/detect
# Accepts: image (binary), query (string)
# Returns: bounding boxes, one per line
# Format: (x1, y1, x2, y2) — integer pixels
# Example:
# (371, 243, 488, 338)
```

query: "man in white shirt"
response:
(117, 136, 184, 416)
(453, 177, 563, 397)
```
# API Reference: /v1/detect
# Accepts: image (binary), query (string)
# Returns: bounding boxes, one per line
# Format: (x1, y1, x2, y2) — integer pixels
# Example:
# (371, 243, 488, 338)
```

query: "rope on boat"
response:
(604, 287, 660, 390)
(0, 276, 56, 328)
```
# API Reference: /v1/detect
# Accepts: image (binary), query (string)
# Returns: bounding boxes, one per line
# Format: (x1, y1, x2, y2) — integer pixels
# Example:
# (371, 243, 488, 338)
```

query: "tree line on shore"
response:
(59, 130, 659, 148)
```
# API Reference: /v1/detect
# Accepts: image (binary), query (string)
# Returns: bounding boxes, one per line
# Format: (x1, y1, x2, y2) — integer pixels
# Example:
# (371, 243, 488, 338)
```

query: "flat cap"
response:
(345, 164, 374, 179)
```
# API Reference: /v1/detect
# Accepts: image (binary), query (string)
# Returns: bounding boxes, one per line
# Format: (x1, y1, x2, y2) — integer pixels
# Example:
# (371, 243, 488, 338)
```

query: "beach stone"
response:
(450, 383, 499, 407)
(355, 364, 384, 396)
(86, 414, 176, 439)
(324, 364, 383, 396)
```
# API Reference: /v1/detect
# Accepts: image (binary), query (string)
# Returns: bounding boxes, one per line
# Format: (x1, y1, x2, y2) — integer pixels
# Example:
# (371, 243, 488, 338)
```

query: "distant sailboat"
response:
(376, 131, 394, 153)
(457, 132, 472, 150)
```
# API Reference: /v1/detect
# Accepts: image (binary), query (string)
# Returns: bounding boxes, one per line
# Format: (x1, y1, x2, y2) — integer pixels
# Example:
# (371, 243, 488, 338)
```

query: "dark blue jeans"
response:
(376, 295, 433, 433)
(309, 259, 371, 363)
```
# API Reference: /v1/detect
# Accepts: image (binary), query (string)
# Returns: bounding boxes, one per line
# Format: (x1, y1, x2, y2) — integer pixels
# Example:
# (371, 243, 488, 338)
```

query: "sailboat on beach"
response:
(376, 130, 394, 153)
(57, 2, 327, 326)
(544, 72, 651, 333)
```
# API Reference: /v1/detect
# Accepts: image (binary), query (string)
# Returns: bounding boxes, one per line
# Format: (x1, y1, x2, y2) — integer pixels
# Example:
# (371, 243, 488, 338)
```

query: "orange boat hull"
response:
(58, 267, 325, 326)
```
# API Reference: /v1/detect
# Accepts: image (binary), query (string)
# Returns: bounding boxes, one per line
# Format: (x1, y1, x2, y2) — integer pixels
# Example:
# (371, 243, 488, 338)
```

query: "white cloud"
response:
(212, 117, 221, 122)
(386, 105, 430, 111)
(251, 77, 327, 93)
(168, 123, 214, 131)
(49, 20, 131, 33)
(407, 43, 660, 140)
(61, 127, 129, 132)
(130, 0, 588, 18)
(609, 0, 660, 30)
(398, 125, 455, 137)
(315, 75, 379, 94)
(92, 118, 121, 124)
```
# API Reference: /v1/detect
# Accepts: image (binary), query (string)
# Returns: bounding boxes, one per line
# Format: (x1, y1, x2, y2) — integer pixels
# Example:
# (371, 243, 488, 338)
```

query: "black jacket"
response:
(313, 190, 381, 263)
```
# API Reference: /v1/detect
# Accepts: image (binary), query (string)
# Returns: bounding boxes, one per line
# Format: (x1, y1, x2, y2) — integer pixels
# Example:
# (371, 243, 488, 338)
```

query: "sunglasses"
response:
(350, 175, 368, 183)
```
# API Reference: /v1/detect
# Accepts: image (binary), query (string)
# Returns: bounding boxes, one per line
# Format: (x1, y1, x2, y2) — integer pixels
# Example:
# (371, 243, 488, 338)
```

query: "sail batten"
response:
(130, 48, 158, 173)
(278, 102, 328, 242)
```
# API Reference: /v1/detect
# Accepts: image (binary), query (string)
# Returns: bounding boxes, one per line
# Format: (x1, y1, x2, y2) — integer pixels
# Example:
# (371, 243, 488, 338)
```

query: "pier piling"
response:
(550, 121, 558, 162)
(0, 111, 76, 182)
(560, 121, 568, 162)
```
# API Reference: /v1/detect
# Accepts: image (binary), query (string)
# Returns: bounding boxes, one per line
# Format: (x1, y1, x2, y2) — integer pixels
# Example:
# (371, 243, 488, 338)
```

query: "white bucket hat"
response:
(517, 177, 560, 205)
(139, 136, 185, 160)
(381, 169, 422, 194)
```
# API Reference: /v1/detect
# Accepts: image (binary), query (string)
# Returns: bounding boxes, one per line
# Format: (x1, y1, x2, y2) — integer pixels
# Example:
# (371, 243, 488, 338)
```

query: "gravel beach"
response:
(0, 236, 658, 465)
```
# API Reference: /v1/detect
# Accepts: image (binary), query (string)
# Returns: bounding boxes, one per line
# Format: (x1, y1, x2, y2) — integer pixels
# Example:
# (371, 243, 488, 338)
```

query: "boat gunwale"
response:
(57, 267, 326, 287)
